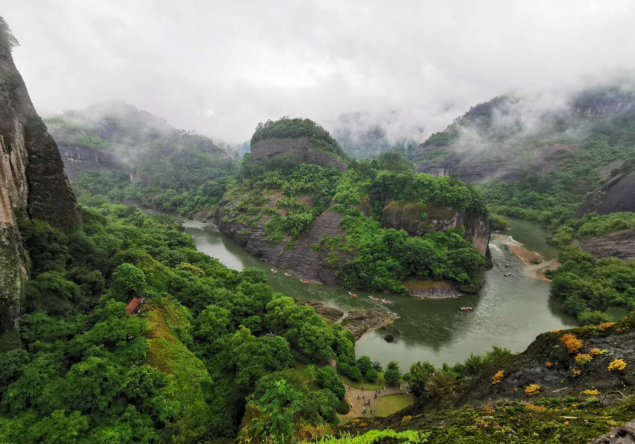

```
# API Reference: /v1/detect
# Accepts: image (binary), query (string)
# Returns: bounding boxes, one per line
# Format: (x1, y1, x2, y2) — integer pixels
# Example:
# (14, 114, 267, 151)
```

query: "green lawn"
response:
(376, 394, 415, 417)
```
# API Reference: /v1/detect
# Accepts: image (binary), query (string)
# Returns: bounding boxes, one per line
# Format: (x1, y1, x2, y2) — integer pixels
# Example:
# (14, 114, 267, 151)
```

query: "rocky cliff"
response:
(219, 199, 353, 286)
(0, 26, 80, 349)
(578, 170, 635, 217)
(251, 136, 347, 171)
(57, 143, 126, 180)
(576, 230, 635, 261)
(381, 201, 490, 255)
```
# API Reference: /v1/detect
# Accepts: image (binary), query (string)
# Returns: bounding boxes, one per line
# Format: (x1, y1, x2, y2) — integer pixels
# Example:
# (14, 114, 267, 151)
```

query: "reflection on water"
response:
(183, 219, 576, 369)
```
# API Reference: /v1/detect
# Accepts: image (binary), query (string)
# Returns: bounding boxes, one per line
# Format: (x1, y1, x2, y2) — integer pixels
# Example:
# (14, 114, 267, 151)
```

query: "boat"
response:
(381, 299, 394, 305)
(284, 273, 292, 277)
(348, 291, 358, 298)
(271, 269, 278, 274)
(368, 295, 380, 301)
(460, 307, 473, 311)
(302, 280, 309, 284)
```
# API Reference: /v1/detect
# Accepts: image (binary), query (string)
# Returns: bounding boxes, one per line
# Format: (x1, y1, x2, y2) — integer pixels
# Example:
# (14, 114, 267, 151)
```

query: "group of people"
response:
(348, 386, 391, 416)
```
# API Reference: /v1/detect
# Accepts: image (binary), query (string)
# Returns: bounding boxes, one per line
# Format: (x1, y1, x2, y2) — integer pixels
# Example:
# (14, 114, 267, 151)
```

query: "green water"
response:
(183, 218, 576, 369)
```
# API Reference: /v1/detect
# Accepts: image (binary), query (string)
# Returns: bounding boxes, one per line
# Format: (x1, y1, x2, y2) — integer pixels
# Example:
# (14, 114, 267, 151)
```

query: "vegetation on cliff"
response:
(0, 204, 360, 442)
(251, 117, 348, 160)
(221, 151, 486, 292)
(47, 103, 236, 217)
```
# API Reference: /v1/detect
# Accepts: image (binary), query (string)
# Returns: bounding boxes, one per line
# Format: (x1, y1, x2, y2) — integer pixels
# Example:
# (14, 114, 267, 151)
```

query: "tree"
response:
(317, 366, 345, 400)
(356, 356, 372, 376)
(384, 361, 401, 385)
(338, 362, 362, 381)
(195, 305, 232, 348)
(112, 263, 146, 301)
(365, 368, 379, 383)
(298, 323, 335, 362)
(258, 379, 302, 443)
(409, 361, 435, 396)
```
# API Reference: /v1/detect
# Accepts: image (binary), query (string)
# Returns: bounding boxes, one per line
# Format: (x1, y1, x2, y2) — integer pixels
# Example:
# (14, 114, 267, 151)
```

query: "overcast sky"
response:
(2, 0, 634, 145)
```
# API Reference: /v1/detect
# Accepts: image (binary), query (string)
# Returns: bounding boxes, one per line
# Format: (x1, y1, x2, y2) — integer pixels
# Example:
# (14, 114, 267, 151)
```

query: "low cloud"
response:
(3, 0, 635, 145)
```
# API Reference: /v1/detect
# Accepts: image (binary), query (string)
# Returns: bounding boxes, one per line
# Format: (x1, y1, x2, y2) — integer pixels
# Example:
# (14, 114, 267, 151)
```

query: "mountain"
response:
(413, 86, 635, 185)
(0, 20, 80, 350)
(218, 117, 489, 296)
(45, 101, 230, 180)
(333, 112, 422, 159)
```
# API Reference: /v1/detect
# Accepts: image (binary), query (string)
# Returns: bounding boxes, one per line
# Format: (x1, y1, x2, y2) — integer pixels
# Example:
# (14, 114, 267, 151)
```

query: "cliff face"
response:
(0, 35, 80, 349)
(57, 143, 126, 180)
(218, 200, 353, 285)
(578, 171, 635, 217)
(577, 230, 635, 261)
(251, 137, 347, 171)
(381, 201, 490, 255)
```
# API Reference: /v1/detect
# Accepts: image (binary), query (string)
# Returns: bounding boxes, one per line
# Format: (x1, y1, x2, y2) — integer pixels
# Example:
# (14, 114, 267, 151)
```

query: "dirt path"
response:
(339, 383, 410, 419)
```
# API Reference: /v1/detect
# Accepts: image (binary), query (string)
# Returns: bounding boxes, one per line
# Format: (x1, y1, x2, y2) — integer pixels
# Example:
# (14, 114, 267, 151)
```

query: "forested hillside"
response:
(47, 103, 237, 218)
(218, 118, 488, 294)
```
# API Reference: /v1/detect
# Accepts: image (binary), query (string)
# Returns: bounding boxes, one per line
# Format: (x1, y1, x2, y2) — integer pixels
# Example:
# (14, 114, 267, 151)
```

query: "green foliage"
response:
(550, 246, 635, 323)
(409, 361, 436, 396)
(356, 356, 372, 376)
(317, 366, 346, 400)
(251, 117, 347, 159)
(111, 263, 146, 301)
(384, 361, 401, 385)
(257, 379, 302, 443)
(338, 362, 362, 381)
(310, 429, 428, 444)
(365, 368, 379, 383)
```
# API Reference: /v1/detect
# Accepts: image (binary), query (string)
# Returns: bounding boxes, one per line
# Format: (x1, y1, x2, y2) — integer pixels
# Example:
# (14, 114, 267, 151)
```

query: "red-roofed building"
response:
(126, 297, 144, 315)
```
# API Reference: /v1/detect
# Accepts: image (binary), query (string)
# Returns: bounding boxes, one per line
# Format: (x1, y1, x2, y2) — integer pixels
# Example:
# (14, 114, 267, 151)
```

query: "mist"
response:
(3, 0, 635, 146)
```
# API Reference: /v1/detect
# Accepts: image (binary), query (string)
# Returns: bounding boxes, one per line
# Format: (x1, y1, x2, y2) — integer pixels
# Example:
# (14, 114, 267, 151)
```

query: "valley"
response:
(182, 216, 575, 369)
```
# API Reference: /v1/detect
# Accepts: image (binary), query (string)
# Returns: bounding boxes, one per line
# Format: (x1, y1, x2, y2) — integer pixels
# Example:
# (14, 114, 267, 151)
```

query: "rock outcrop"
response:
(219, 203, 353, 286)
(57, 143, 126, 180)
(381, 201, 490, 255)
(578, 171, 635, 217)
(577, 229, 635, 261)
(251, 137, 347, 171)
(0, 28, 80, 349)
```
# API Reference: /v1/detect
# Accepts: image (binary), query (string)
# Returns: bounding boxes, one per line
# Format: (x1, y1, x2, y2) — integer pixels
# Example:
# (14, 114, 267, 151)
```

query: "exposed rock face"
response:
(251, 137, 347, 171)
(218, 203, 354, 286)
(577, 230, 635, 261)
(590, 421, 635, 444)
(578, 171, 635, 217)
(381, 201, 490, 255)
(58, 143, 126, 180)
(340, 308, 398, 341)
(0, 35, 80, 349)
(296, 301, 344, 324)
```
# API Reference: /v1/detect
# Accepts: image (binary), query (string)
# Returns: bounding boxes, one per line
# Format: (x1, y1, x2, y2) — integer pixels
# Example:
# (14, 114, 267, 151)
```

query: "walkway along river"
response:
(182, 217, 576, 369)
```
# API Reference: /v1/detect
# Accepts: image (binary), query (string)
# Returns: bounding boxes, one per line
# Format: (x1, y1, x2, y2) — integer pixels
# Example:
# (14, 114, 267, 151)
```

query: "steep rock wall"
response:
(0, 37, 80, 348)
(577, 229, 635, 261)
(577, 171, 635, 217)
(58, 143, 126, 180)
(381, 201, 490, 255)
(218, 201, 353, 286)
(251, 137, 347, 171)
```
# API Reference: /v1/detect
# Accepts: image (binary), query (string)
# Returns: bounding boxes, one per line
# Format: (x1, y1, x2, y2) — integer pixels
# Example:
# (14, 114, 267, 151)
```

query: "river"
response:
(182, 217, 576, 369)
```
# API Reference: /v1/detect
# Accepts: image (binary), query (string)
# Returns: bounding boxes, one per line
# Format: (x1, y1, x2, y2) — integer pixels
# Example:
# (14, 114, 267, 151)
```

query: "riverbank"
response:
(298, 301, 399, 341)
(182, 217, 577, 369)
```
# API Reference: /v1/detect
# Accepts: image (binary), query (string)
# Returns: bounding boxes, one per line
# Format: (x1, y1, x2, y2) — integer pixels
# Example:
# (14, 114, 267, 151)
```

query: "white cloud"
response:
(2, 0, 635, 144)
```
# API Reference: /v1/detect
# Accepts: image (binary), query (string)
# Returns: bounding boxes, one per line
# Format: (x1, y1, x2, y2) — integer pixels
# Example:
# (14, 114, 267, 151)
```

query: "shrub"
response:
(492, 370, 504, 385)
(336, 397, 350, 415)
(338, 362, 362, 381)
(608, 359, 627, 372)
(561, 333, 583, 354)
(525, 384, 541, 396)
(575, 353, 593, 365)
(365, 368, 379, 383)
(175, 262, 205, 278)
(581, 389, 600, 396)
